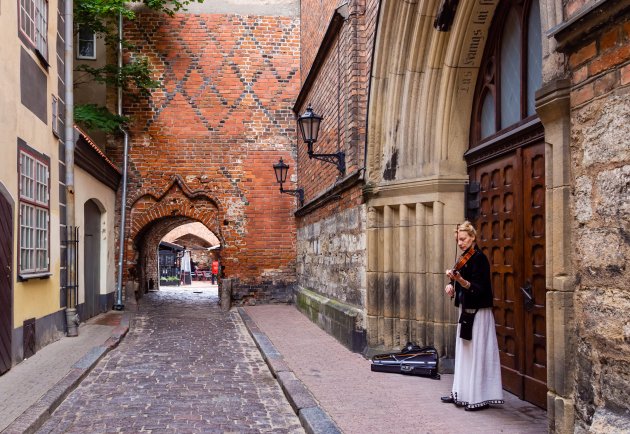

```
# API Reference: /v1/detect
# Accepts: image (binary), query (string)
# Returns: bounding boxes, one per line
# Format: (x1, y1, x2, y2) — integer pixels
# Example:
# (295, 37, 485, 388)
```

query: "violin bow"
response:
(448, 224, 459, 298)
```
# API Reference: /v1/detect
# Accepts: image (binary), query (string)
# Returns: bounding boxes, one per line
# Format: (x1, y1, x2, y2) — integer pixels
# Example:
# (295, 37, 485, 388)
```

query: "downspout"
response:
(64, 0, 80, 336)
(114, 11, 128, 310)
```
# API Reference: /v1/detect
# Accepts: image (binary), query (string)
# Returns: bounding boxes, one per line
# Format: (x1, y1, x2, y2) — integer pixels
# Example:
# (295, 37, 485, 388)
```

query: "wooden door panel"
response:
(0, 191, 13, 375)
(473, 153, 525, 398)
(471, 142, 546, 409)
(521, 143, 547, 408)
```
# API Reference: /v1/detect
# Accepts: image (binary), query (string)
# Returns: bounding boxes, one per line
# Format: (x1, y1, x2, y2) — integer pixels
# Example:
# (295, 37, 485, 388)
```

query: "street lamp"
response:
(298, 105, 345, 175)
(273, 158, 304, 206)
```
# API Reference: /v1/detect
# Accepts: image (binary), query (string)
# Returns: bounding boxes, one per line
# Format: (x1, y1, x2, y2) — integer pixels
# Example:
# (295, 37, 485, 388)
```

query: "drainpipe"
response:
(114, 11, 128, 311)
(64, 0, 79, 336)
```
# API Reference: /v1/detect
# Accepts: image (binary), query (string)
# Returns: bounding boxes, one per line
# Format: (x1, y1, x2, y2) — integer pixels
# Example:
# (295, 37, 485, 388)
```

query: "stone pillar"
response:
(415, 203, 427, 345)
(383, 205, 393, 347)
(398, 204, 409, 345)
(536, 78, 575, 434)
(366, 207, 379, 347)
(431, 201, 446, 353)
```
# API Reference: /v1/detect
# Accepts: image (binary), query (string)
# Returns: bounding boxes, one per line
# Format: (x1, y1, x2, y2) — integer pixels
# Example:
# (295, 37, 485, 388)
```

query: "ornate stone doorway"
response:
(466, 0, 546, 408)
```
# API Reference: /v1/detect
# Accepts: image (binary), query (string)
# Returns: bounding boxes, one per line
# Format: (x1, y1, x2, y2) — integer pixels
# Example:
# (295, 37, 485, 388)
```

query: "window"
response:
(471, 0, 542, 142)
(19, 0, 48, 59)
(77, 27, 96, 59)
(19, 146, 50, 275)
(51, 95, 60, 137)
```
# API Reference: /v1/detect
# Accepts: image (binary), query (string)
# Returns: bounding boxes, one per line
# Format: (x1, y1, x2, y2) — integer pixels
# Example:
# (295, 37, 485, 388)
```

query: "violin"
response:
(452, 245, 475, 275)
(448, 245, 476, 298)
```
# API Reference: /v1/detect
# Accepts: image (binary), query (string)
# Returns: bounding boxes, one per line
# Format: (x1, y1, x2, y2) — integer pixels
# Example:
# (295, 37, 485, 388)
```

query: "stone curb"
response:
(237, 308, 342, 434)
(2, 312, 132, 434)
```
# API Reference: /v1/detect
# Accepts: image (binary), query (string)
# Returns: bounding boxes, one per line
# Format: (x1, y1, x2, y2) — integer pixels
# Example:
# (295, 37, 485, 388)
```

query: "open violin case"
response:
(370, 342, 440, 379)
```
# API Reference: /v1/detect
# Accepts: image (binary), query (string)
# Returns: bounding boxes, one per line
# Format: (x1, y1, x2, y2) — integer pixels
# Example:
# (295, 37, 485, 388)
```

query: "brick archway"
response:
(124, 176, 221, 295)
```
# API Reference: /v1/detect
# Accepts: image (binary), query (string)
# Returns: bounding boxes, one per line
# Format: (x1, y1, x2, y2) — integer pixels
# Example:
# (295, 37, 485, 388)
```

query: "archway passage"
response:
(84, 199, 102, 319)
(124, 177, 221, 298)
(160, 222, 221, 287)
(134, 216, 221, 296)
(0, 185, 13, 375)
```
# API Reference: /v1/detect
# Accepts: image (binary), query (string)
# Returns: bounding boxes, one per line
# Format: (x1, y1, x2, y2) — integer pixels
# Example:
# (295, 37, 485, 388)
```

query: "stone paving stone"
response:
(37, 288, 304, 434)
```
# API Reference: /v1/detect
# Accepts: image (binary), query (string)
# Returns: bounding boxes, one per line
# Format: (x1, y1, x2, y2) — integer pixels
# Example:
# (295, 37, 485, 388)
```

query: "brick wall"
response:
(295, 0, 379, 307)
(110, 12, 300, 302)
(569, 20, 630, 107)
(300, 0, 340, 82)
(565, 8, 630, 431)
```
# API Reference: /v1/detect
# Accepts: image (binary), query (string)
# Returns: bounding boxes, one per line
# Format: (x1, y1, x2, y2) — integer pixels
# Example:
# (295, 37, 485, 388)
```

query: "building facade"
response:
(295, 0, 629, 432)
(107, 0, 302, 303)
(0, 0, 119, 374)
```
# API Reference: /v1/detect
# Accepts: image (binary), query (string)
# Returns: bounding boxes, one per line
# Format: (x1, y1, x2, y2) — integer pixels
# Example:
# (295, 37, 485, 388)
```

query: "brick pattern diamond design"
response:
(116, 13, 301, 302)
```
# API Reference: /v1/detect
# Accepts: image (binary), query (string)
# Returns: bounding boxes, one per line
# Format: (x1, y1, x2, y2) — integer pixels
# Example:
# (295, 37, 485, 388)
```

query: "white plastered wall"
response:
(74, 166, 117, 303)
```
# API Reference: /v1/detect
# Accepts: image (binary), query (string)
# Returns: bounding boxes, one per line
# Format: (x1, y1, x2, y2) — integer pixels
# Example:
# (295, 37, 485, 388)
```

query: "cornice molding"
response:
(294, 169, 361, 217)
(464, 118, 544, 167)
(363, 175, 468, 203)
(548, 0, 630, 52)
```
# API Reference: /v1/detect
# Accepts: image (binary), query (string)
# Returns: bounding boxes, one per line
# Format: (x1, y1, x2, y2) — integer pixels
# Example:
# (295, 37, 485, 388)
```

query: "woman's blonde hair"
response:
(456, 220, 477, 240)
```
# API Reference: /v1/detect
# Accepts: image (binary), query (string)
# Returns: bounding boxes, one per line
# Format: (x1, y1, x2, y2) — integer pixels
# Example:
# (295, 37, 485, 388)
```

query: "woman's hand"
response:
(446, 269, 467, 287)
(445, 283, 455, 298)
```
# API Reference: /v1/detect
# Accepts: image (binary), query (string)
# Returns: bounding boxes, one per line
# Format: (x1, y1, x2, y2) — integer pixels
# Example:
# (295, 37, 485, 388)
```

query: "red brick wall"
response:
(296, 0, 378, 212)
(300, 0, 340, 82)
(294, 0, 379, 306)
(113, 12, 300, 302)
(569, 19, 630, 107)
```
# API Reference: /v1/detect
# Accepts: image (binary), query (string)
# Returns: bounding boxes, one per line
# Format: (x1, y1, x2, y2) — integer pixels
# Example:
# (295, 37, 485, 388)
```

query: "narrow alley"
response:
(36, 288, 303, 433)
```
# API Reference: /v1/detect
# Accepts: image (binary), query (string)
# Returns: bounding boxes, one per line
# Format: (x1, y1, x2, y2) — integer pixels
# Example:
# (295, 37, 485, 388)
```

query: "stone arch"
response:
(368, 0, 558, 181)
(133, 215, 221, 295)
(368, 0, 504, 181)
(128, 176, 221, 243)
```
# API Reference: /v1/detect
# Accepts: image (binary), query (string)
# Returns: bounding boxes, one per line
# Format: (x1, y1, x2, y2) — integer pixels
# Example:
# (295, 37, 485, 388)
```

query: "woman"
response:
(441, 221, 504, 411)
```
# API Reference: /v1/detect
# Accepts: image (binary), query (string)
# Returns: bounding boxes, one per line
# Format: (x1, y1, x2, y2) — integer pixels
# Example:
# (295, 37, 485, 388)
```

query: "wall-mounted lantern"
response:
(273, 158, 304, 206)
(298, 104, 345, 175)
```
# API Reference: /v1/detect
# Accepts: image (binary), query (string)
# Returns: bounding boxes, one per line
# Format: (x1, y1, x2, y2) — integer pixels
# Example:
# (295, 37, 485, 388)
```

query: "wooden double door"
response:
(469, 140, 547, 409)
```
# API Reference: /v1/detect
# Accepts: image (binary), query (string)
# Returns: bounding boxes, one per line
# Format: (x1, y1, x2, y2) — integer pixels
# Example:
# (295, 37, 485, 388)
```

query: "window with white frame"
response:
(77, 27, 96, 59)
(19, 0, 48, 59)
(19, 147, 50, 275)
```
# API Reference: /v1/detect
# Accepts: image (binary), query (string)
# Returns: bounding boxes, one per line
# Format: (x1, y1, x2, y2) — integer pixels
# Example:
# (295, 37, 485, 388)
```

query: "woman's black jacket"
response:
(453, 245, 494, 309)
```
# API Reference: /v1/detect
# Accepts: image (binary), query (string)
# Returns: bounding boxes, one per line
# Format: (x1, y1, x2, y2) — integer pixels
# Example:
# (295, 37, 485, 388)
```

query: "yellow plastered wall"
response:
(1, 0, 65, 328)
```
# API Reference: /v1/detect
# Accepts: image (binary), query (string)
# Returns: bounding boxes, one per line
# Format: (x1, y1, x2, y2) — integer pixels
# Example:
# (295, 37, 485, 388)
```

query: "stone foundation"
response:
(294, 287, 367, 353)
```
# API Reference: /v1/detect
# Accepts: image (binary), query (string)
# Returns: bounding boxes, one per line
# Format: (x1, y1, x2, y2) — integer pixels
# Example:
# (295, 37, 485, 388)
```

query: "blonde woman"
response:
(441, 221, 504, 411)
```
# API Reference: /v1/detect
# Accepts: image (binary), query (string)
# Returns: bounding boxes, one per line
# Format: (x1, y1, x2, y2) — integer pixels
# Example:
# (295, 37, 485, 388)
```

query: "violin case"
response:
(370, 343, 440, 379)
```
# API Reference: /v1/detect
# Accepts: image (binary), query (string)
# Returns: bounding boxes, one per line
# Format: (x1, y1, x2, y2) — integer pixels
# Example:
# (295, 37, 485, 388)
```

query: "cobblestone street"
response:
(37, 288, 303, 434)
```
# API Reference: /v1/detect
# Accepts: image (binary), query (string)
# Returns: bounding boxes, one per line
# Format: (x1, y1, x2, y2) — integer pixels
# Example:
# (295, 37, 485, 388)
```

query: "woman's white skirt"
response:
(452, 307, 504, 408)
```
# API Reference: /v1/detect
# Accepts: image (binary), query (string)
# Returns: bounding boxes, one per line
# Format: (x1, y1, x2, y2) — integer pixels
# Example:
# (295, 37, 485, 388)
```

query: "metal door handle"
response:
(520, 281, 534, 312)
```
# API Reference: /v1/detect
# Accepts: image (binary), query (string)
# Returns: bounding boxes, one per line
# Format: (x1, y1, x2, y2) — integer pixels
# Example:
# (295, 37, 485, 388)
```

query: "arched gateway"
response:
(366, 0, 551, 410)
(125, 176, 222, 297)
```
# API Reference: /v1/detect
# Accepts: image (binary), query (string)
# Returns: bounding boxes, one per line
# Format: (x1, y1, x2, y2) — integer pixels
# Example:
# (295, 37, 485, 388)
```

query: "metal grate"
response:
(62, 226, 80, 308)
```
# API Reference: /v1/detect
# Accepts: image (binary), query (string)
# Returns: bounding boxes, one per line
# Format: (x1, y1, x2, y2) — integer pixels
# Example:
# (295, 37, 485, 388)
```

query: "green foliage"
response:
(75, 58, 159, 95)
(74, 104, 128, 133)
(73, 0, 203, 132)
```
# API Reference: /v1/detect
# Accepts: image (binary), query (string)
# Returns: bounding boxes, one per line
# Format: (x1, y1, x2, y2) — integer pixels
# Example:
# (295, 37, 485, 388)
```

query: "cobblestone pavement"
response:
(37, 288, 304, 434)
